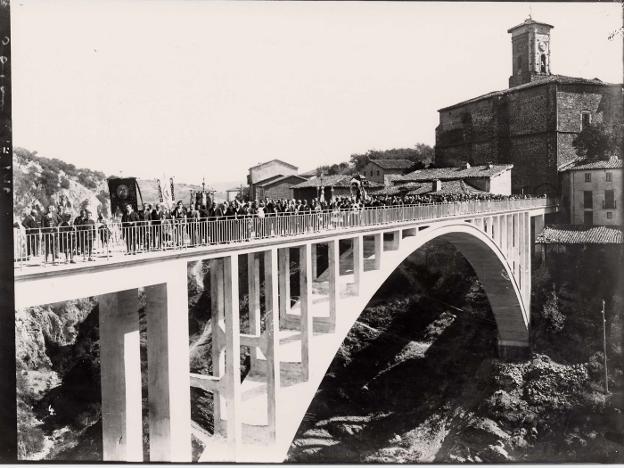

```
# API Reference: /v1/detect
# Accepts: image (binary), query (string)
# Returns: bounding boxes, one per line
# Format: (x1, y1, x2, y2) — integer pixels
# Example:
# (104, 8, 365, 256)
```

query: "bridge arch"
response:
(338, 221, 529, 359)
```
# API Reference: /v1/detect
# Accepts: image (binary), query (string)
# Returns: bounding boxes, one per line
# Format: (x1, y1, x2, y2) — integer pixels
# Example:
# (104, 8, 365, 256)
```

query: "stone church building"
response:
(434, 18, 623, 195)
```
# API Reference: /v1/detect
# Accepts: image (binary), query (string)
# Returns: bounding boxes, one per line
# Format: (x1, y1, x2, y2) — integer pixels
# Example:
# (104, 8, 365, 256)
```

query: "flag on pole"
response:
(160, 175, 174, 209)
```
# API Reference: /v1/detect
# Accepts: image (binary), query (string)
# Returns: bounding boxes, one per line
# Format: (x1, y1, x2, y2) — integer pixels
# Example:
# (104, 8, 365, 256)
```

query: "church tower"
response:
(508, 17, 554, 87)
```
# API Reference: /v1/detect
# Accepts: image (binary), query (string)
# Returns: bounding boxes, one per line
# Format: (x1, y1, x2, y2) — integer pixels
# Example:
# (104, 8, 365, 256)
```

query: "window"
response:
(540, 54, 547, 73)
(607, 212, 613, 220)
(584, 173, 591, 183)
(604, 190, 615, 209)
(581, 112, 591, 130)
(584, 211, 593, 226)
(606, 172, 612, 182)
(377, 171, 380, 176)
(583, 190, 593, 209)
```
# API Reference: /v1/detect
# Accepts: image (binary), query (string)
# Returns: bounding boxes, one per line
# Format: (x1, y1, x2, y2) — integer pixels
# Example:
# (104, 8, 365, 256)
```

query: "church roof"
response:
(536, 225, 623, 245)
(438, 75, 620, 112)
(507, 17, 554, 33)
(368, 159, 415, 170)
(399, 164, 513, 182)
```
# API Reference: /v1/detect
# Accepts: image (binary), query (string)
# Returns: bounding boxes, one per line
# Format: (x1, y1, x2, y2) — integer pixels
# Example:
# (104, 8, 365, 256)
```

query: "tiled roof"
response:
(373, 179, 485, 196)
(536, 225, 623, 245)
(368, 159, 415, 170)
(438, 75, 619, 112)
(292, 175, 383, 189)
(507, 18, 554, 33)
(256, 174, 306, 187)
(561, 157, 622, 171)
(254, 174, 284, 186)
(399, 164, 512, 182)
(249, 159, 298, 171)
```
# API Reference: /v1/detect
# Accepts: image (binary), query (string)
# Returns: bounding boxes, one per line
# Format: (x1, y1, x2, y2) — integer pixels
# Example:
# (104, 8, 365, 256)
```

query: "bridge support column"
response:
(488, 217, 494, 239)
(327, 239, 339, 333)
(532, 214, 545, 258)
(506, 214, 513, 260)
(210, 259, 226, 436)
(518, 213, 525, 291)
(248, 253, 261, 372)
(99, 288, 143, 462)
(278, 248, 290, 328)
(299, 244, 313, 381)
(390, 230, 401, 250)
(311, 243, 317, 280)
(493, 216, 500, 248)
(474, 217, 483, 231)
(498, 340, 530, 361)
(145, 263, 192, 462)
(523, 212, 532, 315)
(264, 249, 281, 440)
(373, 233, 383, 270)
(352, 235, 363, 295)
(223, 254, 242, 452)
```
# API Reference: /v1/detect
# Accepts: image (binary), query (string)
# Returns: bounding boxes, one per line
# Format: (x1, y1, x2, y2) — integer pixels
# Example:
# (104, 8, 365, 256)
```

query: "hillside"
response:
(12, 148, 215, 221)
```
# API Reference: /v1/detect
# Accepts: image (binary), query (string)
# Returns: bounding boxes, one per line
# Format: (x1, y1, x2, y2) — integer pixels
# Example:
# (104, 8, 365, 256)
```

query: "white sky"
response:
(11, 1, 623, 185)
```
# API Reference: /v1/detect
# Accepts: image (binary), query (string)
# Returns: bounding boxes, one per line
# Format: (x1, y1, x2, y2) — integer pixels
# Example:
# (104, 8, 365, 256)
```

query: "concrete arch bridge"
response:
(13, 199, 555, 462)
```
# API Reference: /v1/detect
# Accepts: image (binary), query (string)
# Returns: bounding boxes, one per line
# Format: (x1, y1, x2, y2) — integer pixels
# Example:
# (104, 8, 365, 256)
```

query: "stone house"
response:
(434, 18, 623, 196)
(247, 159, 299, 200)
(559, 156, 622, 226)
(361, 159, 416, 185)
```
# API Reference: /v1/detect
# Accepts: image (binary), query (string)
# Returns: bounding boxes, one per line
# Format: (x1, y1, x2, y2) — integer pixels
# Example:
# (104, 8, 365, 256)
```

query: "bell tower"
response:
(508, 17, 554, 87)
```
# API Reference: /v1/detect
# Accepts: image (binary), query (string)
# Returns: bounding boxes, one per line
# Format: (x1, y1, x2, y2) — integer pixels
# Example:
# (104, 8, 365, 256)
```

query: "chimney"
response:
(465, 161, 471, 169)
(432, 179, 442, 192)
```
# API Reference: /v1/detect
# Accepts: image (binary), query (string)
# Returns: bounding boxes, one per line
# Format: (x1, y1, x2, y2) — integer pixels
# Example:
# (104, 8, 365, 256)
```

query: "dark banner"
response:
(107, 177, 139, 216)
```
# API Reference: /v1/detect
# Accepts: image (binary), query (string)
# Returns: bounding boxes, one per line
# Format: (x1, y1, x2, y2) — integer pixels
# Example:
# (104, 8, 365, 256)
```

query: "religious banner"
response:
(107, 177, 139, 217)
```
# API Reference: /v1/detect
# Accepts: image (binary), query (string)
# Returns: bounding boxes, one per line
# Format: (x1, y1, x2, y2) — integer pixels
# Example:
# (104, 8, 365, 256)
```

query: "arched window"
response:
(540, 54, 547, 73)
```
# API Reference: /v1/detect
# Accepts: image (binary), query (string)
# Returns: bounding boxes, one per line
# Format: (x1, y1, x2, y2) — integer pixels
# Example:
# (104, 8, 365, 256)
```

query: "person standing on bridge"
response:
(122, 203, 140, 254)
(22, 209, 40, 259)
(42, 205, 62, 265)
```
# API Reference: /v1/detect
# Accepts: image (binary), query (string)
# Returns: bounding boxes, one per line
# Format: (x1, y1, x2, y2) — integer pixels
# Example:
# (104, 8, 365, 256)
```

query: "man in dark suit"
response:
(22, 209, 40, 258)
(121, 203, 140, 254)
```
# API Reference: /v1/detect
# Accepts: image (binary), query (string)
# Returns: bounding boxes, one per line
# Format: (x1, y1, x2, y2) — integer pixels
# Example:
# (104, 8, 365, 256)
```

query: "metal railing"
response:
(13, 197, 555, 268)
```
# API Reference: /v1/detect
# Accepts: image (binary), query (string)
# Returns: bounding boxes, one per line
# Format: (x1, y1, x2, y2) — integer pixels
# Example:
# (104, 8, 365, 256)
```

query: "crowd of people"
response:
(16, 191, 545, 264)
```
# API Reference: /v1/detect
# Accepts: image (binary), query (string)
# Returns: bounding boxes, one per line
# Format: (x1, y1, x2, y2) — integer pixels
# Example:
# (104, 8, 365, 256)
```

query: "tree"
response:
(349, 144, 434, 173)
(573, 122, 623, 161)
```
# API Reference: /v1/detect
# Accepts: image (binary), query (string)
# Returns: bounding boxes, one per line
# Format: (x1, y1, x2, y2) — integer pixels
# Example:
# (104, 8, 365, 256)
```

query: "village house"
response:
(360, 159, 416, 185)
(247, 159, 305, 200)
(392, 163, 513, 195)
(291, 174, 383, 202)
(559, 156, 622, 226)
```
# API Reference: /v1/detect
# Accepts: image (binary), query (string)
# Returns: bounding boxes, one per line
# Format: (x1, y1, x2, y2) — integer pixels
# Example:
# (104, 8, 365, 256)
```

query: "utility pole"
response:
(602, 299, 608, 394)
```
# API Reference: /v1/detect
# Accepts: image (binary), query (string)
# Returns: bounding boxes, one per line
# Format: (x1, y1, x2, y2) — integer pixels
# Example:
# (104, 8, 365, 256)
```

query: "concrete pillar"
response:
(99, 288, 143, 462)
(247, 253, 261, 371)
(506, 214, 513, 260)
(209, 258, 226, 435)
(223, 254, 242, 451)
(299, 243, 313, 381)
(474, 217, 483, 231)
(373, 233, 383, 270)
(327, 239, 339, 333)
(352, 235, 363, 295)
(311, 243, 317, 280)
(518, 213, 524, 291)
(488, 216, 495, 239)
(278, 248, 290, 328)
(524, 212, 532, 316)
(264, 249, 280, 440)
(493, 216, 500, 248)
(145, 262, 192, 462)
(500, 215, 507, 254)
(532, 214, 545, 258)
(391, 230, 401, 250)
